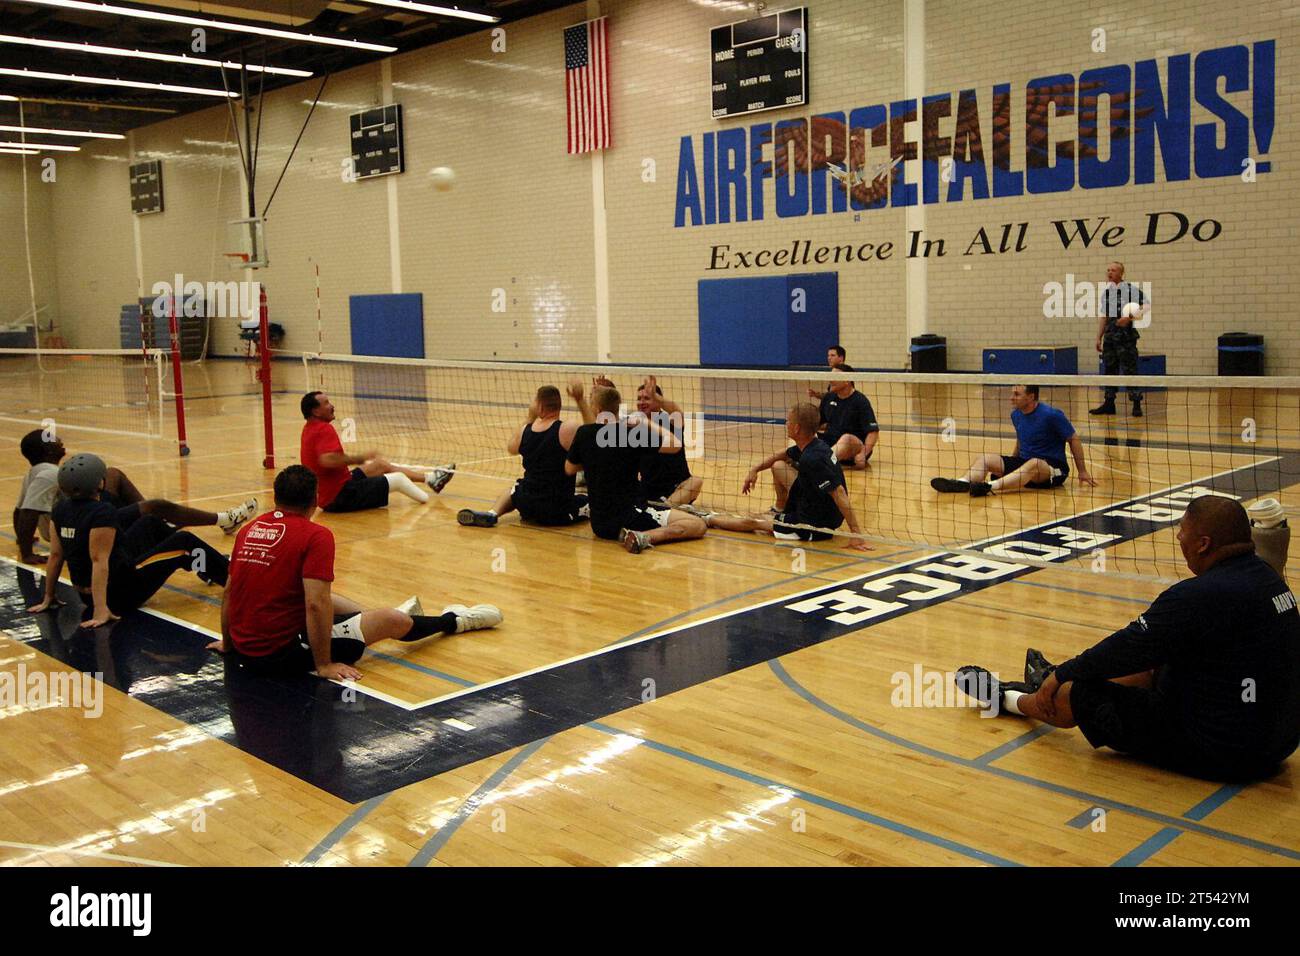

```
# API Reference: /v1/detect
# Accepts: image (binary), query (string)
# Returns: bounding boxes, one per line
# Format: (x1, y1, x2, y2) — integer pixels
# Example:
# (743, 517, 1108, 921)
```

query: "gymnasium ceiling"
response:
(0, 0, 577, 142)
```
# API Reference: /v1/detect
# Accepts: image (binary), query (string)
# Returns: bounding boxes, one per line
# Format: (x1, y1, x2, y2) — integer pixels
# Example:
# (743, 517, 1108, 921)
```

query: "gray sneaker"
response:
(621, 528, 654, 554)
(427, 465, 455, 494)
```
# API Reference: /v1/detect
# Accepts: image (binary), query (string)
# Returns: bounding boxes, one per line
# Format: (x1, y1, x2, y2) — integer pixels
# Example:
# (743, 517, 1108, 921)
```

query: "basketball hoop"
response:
(223, 252, 251, 269)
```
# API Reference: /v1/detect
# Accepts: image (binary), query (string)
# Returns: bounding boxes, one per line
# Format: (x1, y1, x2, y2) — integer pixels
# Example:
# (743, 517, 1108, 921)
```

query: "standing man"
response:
(212, 465, 501, 681)
(300, 391, 454, 513)
(458, 382, 591, 528)
(705, 403, 871, 551)
(1091, 261, 1147, 417)
(931, 385, 1097, 496)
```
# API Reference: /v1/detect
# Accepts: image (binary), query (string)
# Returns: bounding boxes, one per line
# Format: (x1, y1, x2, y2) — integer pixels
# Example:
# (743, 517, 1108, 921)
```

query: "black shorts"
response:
(592, 504, 668, 541)
(324, 469, 390, 513)
(512, 481, 588, 526)
(114, 502, 143, 529)
(1000, 455, 1068, 489)
(232, 614, 367, 676)
(772, 508, 836, 542)
(1070, 678, 1282, 781)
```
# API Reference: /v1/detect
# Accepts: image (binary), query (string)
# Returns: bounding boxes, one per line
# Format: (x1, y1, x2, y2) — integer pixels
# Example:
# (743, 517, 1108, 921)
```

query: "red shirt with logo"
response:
(226, 510, 336, 656)
(300, 419, 350, 508)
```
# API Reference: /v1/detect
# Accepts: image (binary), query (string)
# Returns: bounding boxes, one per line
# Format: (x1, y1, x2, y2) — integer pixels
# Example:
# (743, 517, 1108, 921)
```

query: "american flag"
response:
(564, 17, 610, 154)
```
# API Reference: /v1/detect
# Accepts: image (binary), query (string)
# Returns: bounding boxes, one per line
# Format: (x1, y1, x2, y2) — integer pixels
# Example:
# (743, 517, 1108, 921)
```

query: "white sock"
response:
(385, 472, 429, 503)
(1002, 690, 1026, 715)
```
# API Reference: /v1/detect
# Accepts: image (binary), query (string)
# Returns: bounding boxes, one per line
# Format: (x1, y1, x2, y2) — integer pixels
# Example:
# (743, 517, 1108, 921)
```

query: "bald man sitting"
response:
(955, 496, 1300, 781)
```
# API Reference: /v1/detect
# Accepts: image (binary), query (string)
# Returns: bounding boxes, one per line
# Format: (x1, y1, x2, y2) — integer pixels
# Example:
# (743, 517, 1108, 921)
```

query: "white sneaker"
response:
(396, 595, 424, 616)
(441, 603, 503, 634)
(219, 497, 259, 534)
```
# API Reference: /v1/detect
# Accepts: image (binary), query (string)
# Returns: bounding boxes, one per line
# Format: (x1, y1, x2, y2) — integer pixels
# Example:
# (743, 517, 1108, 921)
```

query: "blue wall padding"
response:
(698, 272, 838, 366)
(349, 293, 424, 358)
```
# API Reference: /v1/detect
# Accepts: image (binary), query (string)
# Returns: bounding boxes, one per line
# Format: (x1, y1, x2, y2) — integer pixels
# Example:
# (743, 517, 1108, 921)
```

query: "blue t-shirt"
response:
(1011, 403, 1074, 465)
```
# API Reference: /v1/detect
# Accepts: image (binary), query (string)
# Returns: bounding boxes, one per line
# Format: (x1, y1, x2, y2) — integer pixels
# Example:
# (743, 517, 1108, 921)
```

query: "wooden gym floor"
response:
(0, 358, 1296, 867)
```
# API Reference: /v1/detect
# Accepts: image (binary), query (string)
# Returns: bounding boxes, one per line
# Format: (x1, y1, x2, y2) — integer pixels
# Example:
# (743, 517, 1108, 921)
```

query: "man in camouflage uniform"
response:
(1090, 261, 1146, 417)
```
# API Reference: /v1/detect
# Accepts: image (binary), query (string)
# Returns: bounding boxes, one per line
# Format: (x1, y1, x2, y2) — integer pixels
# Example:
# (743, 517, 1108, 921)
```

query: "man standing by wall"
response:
(1091, 261, 1146, 418)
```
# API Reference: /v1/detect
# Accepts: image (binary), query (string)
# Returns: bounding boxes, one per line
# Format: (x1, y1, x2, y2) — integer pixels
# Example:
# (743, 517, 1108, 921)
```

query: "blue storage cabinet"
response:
(983, 346, 1078, 374)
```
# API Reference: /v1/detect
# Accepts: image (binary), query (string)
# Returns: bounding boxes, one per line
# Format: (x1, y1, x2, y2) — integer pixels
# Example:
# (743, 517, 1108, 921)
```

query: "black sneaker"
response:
(1089, 402, 1116, 415)
(1131, 399, 1143, 418)
(930, 477, 971, 493)
(954, 665, 1032, 709)
(1024, 648, 1056, 690)
(457, 509, 497, 528)
(969, 481, 993, 497)
(427, 465, 455, 494)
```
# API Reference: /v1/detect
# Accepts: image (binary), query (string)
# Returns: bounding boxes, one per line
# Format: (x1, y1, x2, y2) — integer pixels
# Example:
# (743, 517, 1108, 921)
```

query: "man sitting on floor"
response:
(955, 496, 1300, 781)
(930, 384, 1096, 497)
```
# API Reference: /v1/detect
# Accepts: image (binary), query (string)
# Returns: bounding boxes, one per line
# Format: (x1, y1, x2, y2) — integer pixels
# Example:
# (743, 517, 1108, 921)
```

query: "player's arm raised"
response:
(568, 379, 596, 426)
(642, 415, 683, 455)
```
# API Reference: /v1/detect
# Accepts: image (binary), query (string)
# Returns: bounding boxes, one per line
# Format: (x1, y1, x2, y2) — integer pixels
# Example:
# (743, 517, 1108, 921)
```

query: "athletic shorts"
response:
(324, 469, 390, 513)
(114, 503, 143, 529)
(592, 504, 669, 541)
(512, 481, 589, 526)
(1000, 455, 1069, 489)
(232, 614, 367, 677)
(1070, 678, 1285, 781)
(772, 508, 837, 542)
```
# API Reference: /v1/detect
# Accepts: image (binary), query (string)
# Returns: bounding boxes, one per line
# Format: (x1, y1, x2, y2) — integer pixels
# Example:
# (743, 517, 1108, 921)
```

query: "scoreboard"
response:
(710, 6, 808, 119)
(129, 160, 163, 215)
(349, 104, 405, 180)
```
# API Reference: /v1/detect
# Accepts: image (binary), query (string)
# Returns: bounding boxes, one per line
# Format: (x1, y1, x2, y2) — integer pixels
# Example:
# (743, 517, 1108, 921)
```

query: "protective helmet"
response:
(57, 453, 107, 498)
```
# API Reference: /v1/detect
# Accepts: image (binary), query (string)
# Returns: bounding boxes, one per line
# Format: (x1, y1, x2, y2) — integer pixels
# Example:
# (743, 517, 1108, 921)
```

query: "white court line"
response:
(0, 839, 186, 867)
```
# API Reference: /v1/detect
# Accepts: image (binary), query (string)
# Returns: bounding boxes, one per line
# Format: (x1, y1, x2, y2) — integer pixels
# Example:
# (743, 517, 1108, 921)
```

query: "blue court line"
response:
(1010, 578, 1156, 606)
(1112, 828, 1182, 867)
(765, 659, 1300, 862)
(300, 795, 388, 865)
(1067, 806, 1105, 829)
(408, 737, 551, 867)
(584, 720, 1020, 866)
(974, 724, 1057, 765)
(1108, 783, 1249, 867)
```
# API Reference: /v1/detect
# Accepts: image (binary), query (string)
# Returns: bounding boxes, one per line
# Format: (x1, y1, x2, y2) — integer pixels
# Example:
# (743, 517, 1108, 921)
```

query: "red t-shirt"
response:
(226, 510, 336, 656)
(300, 419, 350, 508)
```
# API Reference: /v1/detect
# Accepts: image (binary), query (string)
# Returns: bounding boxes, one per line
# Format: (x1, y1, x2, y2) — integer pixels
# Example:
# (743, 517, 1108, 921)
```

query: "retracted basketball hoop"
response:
(225, 217, 268, 270)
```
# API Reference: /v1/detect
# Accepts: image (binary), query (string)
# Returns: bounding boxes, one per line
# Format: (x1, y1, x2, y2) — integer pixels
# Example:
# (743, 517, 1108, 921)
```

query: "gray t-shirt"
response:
(17, 462, 59, 513)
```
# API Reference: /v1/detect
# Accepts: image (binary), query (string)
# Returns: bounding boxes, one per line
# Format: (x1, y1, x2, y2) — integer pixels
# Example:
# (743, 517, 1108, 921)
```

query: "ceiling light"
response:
(10, 0, 398, 53)
(0, 124, 124, 139)
(0, 35, 313, 77)
(0, 147, 40, 154)
(0, 68, 237, 98)
(357, 1, 498, 21)
(0, 140, 81, 151)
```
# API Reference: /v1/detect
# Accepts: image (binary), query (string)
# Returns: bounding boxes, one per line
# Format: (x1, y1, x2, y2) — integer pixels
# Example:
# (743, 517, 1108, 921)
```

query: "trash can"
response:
(1218, 332, 1264, 376)
(910, 334, 947, 372)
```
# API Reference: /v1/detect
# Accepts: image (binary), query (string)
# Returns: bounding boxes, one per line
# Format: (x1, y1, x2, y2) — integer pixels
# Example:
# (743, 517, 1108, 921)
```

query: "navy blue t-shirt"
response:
(50, 496, 130, 589)
(1011, 403, 1074, 466)
(1055, 553, 1300, 762)
(818, 390, 878, 445)
(784, 438, 846, 530)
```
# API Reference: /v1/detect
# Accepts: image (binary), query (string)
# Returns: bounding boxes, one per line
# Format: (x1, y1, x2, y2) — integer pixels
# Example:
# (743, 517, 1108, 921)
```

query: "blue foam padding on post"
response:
(349, 293, 424, 358)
